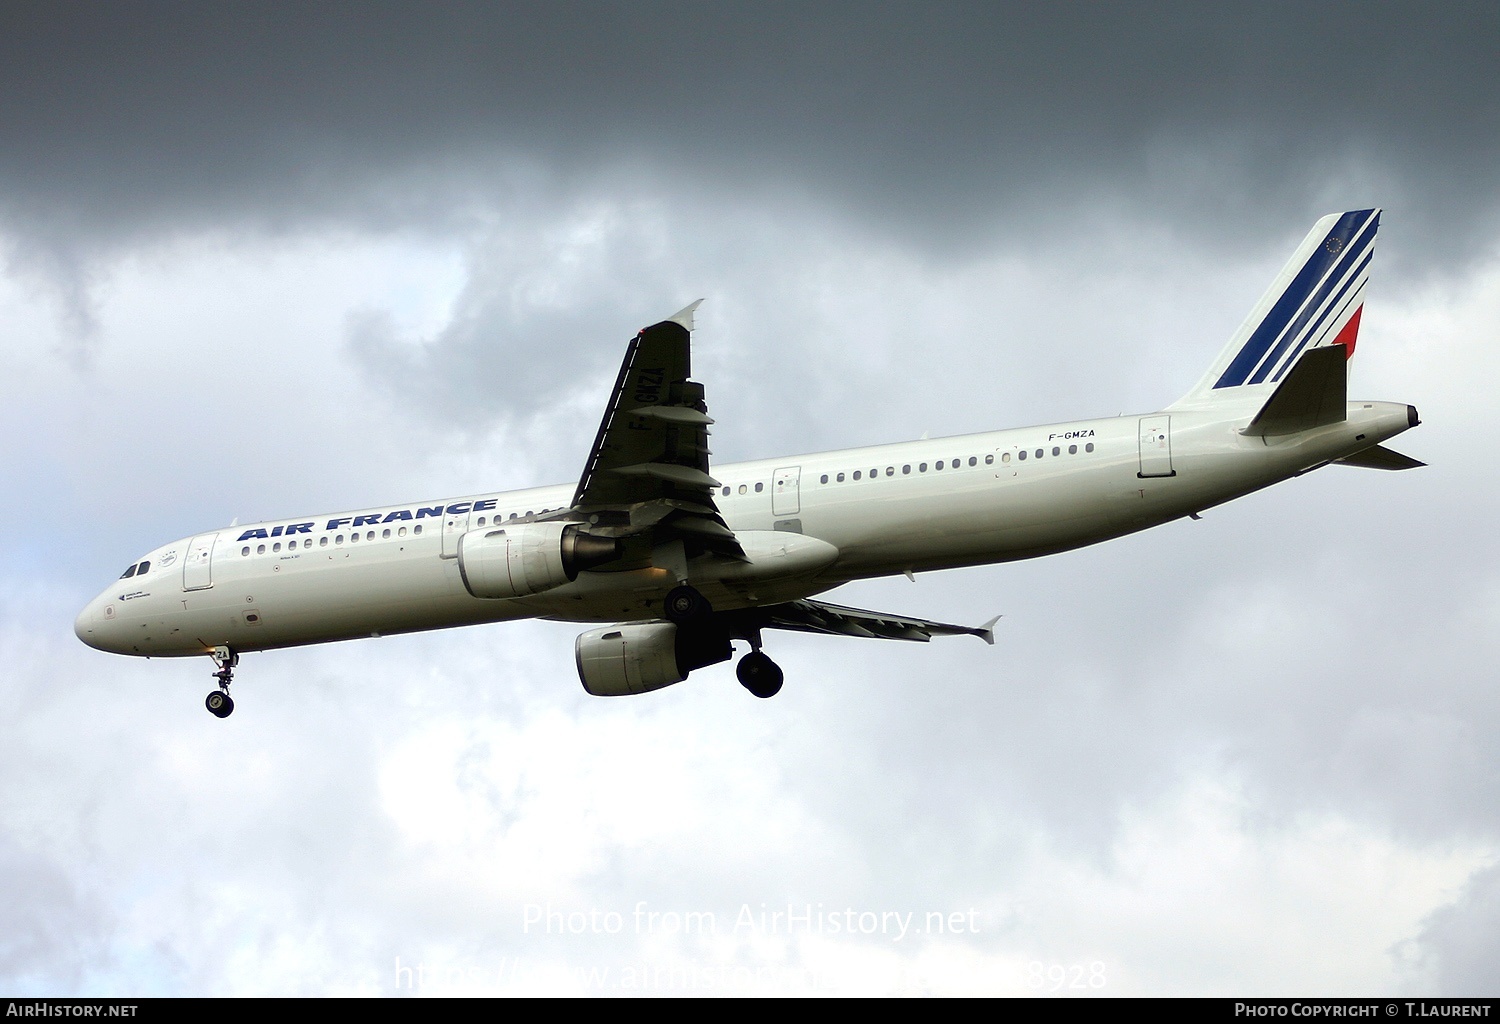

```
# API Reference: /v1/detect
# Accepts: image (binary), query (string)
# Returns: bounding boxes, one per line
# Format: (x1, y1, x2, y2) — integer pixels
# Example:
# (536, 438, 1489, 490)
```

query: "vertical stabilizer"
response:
(1171, 209, 1379, 410)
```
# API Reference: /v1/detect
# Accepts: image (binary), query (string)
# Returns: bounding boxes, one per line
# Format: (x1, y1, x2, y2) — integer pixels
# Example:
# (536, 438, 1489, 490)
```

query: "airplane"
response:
(75, 209, 1422, 717)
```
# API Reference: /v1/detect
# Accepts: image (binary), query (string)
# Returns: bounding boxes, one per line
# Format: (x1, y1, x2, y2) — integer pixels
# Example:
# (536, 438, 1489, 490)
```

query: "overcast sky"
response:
(3, 2, 1497, 996)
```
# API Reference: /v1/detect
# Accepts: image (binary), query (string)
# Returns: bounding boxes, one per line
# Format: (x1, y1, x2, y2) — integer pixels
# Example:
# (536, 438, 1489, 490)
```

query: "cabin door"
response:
(1137, 416, 1176, 478)
(182, 533, 218, 591)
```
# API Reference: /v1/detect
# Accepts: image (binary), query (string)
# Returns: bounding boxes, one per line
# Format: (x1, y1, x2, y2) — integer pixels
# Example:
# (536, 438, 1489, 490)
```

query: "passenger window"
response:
(755, 482, 763, 492)
(414, 525, 423, 535)
(934, 461, 942, 471)
(257, 544, 266, 554)
(1035, 449, 1044, 458)
(853, 471, 861, 480)
(837, 472, 845, 482)
(1052, 446, 1060, 456)
(985, 454, 994, 465)
(1069, 444, 1077, 454)
(920, 463, 927, 472)
(1001, 453, 1011, 463)
(320, 537, 328, 547)
(722, 487, 731, 496)
(350, 533, 359, 543)
(273, 542, 281, 552)
(336, 536, 344, 545)
(738, 484, 748, 495)
(820, 474, 828, 484)
(1018, 450, 1027, 461)
(969, 457, 977, 466)
(1086, 442, 1095, 452)
(399, 527, 407, 537)
(383, 528, 392, 539)
(367, 531, 374, 541)
(885, 467, 894, 476)
(902, 465, 910, 474)
(242, 547, 250, 557)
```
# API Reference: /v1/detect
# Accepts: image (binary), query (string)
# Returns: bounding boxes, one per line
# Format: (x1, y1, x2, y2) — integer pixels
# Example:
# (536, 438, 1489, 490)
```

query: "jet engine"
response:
(575, 622, 733, 696)
(457, 523, 621, 599)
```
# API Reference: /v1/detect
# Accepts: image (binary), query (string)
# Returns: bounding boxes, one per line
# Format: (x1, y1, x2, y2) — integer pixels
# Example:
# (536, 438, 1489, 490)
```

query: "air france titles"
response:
(235, 500, 501, 542)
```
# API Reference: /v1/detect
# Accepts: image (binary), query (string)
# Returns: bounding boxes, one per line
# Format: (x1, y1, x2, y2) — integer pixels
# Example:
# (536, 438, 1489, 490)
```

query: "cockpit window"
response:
(119, 564, 137, 579)
(137, 560, 149, 576)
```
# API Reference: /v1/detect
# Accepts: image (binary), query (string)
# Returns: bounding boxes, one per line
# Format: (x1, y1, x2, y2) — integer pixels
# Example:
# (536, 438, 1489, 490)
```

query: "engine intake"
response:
(457, 523, 621, 599)
(575, 622, 732, 696)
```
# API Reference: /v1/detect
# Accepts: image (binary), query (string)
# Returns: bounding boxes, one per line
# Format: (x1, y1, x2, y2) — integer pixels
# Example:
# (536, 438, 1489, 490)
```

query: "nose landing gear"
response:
(205, 646, 238, 718)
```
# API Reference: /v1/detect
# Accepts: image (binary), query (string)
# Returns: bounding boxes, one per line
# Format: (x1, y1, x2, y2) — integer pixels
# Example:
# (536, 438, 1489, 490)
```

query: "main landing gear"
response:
(736, 649, 784, 699)
(205, 646, 237, 718)
(664, 584, 784, 698)
(664, 584, 713, 625)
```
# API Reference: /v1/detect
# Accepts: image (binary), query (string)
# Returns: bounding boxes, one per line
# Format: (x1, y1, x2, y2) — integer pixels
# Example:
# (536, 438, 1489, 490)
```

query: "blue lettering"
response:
(326, 517, 352, 531)
(382, 510, 413, 522)
(472, 498, 497, 512)
(353, 514, 382, 527)
(445, 502, 472, 516)
(287, 522, 314, 534)
(237, 528, 269, 541)
(415, 506, 443, 519)
(270, 525, 284, 537)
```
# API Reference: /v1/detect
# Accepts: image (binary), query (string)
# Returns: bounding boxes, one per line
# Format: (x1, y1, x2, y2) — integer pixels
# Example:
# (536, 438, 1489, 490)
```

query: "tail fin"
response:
(1171, 209, 1379, 410)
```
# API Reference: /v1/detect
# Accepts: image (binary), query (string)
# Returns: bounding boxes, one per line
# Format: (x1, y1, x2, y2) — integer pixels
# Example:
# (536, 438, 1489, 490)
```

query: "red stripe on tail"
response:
(1332, 304, 1363, 360)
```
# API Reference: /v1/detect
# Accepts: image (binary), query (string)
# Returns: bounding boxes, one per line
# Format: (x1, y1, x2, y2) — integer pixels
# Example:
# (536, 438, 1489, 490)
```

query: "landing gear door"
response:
(1138, 416, 1176, 478)
(773, 466, 801, 516)
(441, 508, 472, 559)
(183, 533, 218, 591)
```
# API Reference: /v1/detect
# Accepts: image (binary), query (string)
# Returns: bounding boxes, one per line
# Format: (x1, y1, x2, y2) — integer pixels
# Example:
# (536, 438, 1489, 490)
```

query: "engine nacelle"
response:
(457, 523, 621, 599)
(575, 622, 733, 696)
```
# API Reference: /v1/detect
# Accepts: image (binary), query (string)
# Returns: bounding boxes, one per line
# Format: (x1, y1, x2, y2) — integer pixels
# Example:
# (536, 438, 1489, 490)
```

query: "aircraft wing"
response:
(569, 302, 745, 559)
(737, 599, 999, 644)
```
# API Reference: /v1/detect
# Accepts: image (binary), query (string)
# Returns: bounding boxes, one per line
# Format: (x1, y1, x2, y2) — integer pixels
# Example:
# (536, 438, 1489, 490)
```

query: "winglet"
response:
(978, 615, 1001, 646)
(666, 299, 704, 332)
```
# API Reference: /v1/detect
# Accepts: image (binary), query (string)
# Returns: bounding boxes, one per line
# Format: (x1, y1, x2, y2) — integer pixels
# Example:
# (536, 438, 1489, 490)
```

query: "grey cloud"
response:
(0, 839, 111, 989)
(1413, 863, 1500, 995)
(2, 2, 1498, 268)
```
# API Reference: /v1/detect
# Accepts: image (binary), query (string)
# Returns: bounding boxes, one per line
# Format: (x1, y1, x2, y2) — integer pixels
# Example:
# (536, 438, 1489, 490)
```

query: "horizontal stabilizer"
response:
(1242, 343, 1348, 436)
(1337, 444, 1426, 470)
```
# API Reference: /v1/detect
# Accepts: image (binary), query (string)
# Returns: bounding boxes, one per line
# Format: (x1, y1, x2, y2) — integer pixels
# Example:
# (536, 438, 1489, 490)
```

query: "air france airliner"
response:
(76, 210, 1422, 716)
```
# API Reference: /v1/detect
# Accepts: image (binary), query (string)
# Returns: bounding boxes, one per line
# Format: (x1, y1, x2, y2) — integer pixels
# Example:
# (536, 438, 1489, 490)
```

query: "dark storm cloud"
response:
(2, 1, 1498, 267)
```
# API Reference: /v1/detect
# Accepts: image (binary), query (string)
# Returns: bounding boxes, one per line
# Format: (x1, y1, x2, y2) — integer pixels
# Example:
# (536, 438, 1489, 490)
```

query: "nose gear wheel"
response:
(205, 647, 238, 718)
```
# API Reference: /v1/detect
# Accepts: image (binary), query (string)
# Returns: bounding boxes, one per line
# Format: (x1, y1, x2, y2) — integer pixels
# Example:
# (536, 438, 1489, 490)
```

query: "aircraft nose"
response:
(74, 599, 109, 651)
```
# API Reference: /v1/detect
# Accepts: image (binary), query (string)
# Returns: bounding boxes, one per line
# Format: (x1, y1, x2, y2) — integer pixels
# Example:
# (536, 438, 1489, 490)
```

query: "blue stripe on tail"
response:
(1213, 209, 1377, 389)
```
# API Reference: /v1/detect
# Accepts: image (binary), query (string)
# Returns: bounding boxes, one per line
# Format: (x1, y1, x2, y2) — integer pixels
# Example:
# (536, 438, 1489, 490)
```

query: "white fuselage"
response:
(74, 401, 1414, 658)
